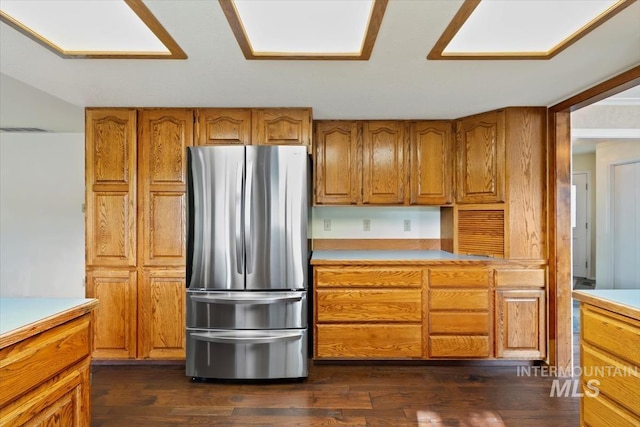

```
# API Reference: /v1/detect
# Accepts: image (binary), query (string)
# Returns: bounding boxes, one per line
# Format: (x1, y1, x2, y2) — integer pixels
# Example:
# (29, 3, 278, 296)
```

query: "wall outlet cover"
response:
(323, 219, 332, 231)
(363, 219, 371, 231)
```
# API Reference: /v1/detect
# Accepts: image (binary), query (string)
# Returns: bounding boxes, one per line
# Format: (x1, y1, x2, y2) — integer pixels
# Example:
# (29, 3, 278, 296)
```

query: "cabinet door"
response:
(455, 110, 505, 204)
(314, 121, 361, 204)
(196, 108, 251, 145)
(362, 121, 405, 204)
(410, 121, 452, 205)
(138, 269, 186, 359)
(86, 269, 137, 359)
(85, 109, 137, 267)
(496, 289, 546, 359)
(252, 108, 312, 149)
(138, 109, 193, 267)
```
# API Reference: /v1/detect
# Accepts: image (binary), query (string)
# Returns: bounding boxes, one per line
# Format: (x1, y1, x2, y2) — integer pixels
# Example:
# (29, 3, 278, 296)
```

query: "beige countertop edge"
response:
(573, 290, 640, 322)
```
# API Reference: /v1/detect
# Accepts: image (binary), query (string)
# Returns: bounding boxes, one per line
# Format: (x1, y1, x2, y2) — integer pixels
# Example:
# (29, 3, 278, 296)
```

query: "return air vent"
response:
(0, 127, 50, 132)
(458, 209, 505, 258)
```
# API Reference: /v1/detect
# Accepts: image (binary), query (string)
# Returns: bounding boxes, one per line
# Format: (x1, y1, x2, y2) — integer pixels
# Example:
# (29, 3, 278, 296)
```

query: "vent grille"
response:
(0, 127, 50, 133)
(458, 209, 505, 257)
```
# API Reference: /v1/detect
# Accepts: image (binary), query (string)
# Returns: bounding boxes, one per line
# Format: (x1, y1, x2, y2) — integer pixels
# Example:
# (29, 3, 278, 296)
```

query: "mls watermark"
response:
(516, 365, 638, 398)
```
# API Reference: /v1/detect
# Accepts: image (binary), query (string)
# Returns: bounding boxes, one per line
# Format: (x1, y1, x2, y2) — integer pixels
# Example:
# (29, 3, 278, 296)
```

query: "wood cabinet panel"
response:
(253, 108, 311, 148)
(316, 289, 422, 322)
(410, 121, 452, 205)
(315, 267, 422, 288)
(456, 208, 505, 258)
(86, 270, 137, 359)
(583, 390, 640, 427)
(362, 121, 405, 204)
(86, 109, 137, 267)
(582, 306, 640, 366)
(429, 336, 489, 358)
(495, 268, 545, 288)
(496, 289, 545, 359)
(138, 269, 186, 359)
(138, 109, 192, 267)
(428, 268, 490, 287)
(316, 324, 422, 358)
(455, 110, 505, 204)
(314, 121, 361, 204)
(196, 108, 251, 145)
(430, 290, 489, 311)
(430, 312, 489, 334)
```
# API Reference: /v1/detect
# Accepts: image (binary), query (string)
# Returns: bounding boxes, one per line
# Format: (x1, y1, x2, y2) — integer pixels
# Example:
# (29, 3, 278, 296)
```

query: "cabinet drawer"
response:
(582, 306, 640, 366)
(583, 388, 640, 427)
(0, 316, 91, 407)
(495, 269, 545, 288)
(429, 269, 490, 288)
(430, 312, 489, 334)
(582, 344, 640, 417)
(316, 324, 422, 358)
(316, 289, 421, 322)
(315, 268, 422, 288)
(429, 290, 489, 310)
(429, 335, 490, 358)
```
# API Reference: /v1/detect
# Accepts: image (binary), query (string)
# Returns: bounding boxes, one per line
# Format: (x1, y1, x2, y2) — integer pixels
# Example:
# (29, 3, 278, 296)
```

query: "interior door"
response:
(186, 146, 245, 290)
(245, 146, 308, 290)
(572, 172, 590, 278)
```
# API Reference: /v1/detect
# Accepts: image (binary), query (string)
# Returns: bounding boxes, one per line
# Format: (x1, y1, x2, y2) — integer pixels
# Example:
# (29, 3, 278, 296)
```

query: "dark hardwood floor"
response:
(92, 363, 579, 426)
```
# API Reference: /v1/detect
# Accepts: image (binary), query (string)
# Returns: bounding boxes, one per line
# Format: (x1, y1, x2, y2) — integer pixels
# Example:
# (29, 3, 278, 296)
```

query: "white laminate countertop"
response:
(572, 289, 640, 321)
(311, 250, 495, 262)
(0, 297, 97, 336)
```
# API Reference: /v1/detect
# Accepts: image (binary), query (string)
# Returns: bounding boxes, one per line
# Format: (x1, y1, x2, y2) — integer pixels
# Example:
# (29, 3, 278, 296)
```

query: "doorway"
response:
(612, 160, 640, 289)
(572, 171, 591, 279)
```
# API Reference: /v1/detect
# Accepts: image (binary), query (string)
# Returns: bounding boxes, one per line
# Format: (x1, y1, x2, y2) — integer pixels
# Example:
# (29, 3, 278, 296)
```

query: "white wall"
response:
(311, 206, 440, 239)
(595, 140, 640, 289)
(0, 133, 85, 297)
(572, 152, 596, 279)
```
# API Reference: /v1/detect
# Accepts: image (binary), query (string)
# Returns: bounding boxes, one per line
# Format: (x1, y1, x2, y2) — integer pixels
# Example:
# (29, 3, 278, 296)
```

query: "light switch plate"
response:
(323, 219, 332, 231)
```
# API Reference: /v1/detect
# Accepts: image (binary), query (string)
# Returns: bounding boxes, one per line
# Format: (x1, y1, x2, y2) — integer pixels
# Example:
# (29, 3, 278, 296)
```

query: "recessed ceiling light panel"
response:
(220, 0, 388, 60)
(429, 0, 635, 60)
(0, 0, 186, 59)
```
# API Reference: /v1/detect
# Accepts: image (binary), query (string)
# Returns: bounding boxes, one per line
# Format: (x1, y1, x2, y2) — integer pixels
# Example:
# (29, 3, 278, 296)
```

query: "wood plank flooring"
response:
(92, 363, 579, 426)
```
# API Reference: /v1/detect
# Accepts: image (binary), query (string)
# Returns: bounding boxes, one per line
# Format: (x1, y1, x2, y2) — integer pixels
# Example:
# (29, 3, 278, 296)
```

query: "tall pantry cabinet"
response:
(85, 108, 192, 360)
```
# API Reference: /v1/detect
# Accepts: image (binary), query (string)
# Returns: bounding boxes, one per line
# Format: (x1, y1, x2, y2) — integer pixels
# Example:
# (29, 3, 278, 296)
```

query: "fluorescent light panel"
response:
(429, 0, 634, 60)
(221, 0, 388, 60)
(0, 0, 186, 59)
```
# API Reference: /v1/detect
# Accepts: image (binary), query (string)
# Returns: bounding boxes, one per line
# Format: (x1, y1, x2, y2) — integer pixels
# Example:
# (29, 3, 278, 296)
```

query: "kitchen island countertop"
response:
(572, 289, 640, 321)
(311, 250, 503, 265)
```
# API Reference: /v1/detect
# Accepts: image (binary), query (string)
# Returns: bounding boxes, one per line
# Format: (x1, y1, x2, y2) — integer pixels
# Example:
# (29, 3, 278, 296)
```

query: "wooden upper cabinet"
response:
(362, 121, 405, 204)
(410, 121, 452, 205)
(314, 121, 361, 205)
(196, 108, 251, 146)
(138, 109, 193, 267)
(455, 110, 505, 204)
(85, 109, 137, 267)
(252, 108, 312, 148)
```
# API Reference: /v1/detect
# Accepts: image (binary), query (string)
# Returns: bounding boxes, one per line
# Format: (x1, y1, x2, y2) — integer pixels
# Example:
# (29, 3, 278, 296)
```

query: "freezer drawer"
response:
(186, 290, 307, 329)
(186, 329, 308, 379)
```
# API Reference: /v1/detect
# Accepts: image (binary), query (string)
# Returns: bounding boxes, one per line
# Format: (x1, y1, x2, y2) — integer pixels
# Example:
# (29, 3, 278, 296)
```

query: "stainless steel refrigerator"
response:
(185, 145, 309, 380)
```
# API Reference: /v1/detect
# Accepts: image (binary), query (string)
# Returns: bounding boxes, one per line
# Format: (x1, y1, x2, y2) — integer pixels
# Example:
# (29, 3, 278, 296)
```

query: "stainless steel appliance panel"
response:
(186, 329, 308, 379)
(186, 290, 307, 329)
(187, 146, 245, 290)
(245, 146, 308, 291)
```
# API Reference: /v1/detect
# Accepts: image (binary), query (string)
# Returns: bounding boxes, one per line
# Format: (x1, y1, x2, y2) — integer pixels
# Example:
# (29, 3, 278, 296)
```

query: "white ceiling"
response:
(1, 0, 639, 133)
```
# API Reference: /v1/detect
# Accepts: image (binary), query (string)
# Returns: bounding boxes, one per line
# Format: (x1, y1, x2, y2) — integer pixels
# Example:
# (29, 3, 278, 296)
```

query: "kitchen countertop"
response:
(0, 297, 98, 348)
(572, 289, 640, 321)
(310, 250, 501, 265)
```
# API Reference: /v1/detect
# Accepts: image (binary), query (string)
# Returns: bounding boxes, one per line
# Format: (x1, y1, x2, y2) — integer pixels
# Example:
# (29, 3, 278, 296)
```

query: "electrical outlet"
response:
(404, 219, 411, 231)
(323, 219, 332, 231)
(363, 219, 371, 231)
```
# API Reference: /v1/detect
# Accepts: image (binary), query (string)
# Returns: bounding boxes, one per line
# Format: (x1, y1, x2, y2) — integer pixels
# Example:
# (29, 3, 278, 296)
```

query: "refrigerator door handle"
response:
(235, 163, 243, 275)
(190, 294, 304, 305)
(191, 331, 304, 345)
(245, 162, 254, 274)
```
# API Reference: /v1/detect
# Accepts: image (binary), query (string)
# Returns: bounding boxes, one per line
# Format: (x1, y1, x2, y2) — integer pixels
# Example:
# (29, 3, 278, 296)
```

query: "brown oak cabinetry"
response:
(86, 108, 192, 360)
(314, 120, 451, 205)
(196, 108, 312, 149)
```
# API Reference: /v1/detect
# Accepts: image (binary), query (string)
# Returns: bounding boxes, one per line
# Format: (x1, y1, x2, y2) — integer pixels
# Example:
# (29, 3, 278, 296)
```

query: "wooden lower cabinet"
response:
(88, 268, 185, 360)
(313, 263, 548, 361)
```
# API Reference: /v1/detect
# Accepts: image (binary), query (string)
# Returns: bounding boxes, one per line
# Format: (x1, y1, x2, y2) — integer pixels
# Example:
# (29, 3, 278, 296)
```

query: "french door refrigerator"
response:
(185, 145, 309, 380)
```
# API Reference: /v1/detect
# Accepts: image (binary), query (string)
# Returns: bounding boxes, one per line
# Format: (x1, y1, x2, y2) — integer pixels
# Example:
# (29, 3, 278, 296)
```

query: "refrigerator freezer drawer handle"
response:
(191, 332, 304, 344)
(190, 294, 303, 304)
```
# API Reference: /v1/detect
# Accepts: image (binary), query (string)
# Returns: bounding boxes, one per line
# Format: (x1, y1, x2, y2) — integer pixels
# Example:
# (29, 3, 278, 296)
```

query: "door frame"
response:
(548, 65, 640, 371)
(572, 170, 592, 279)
